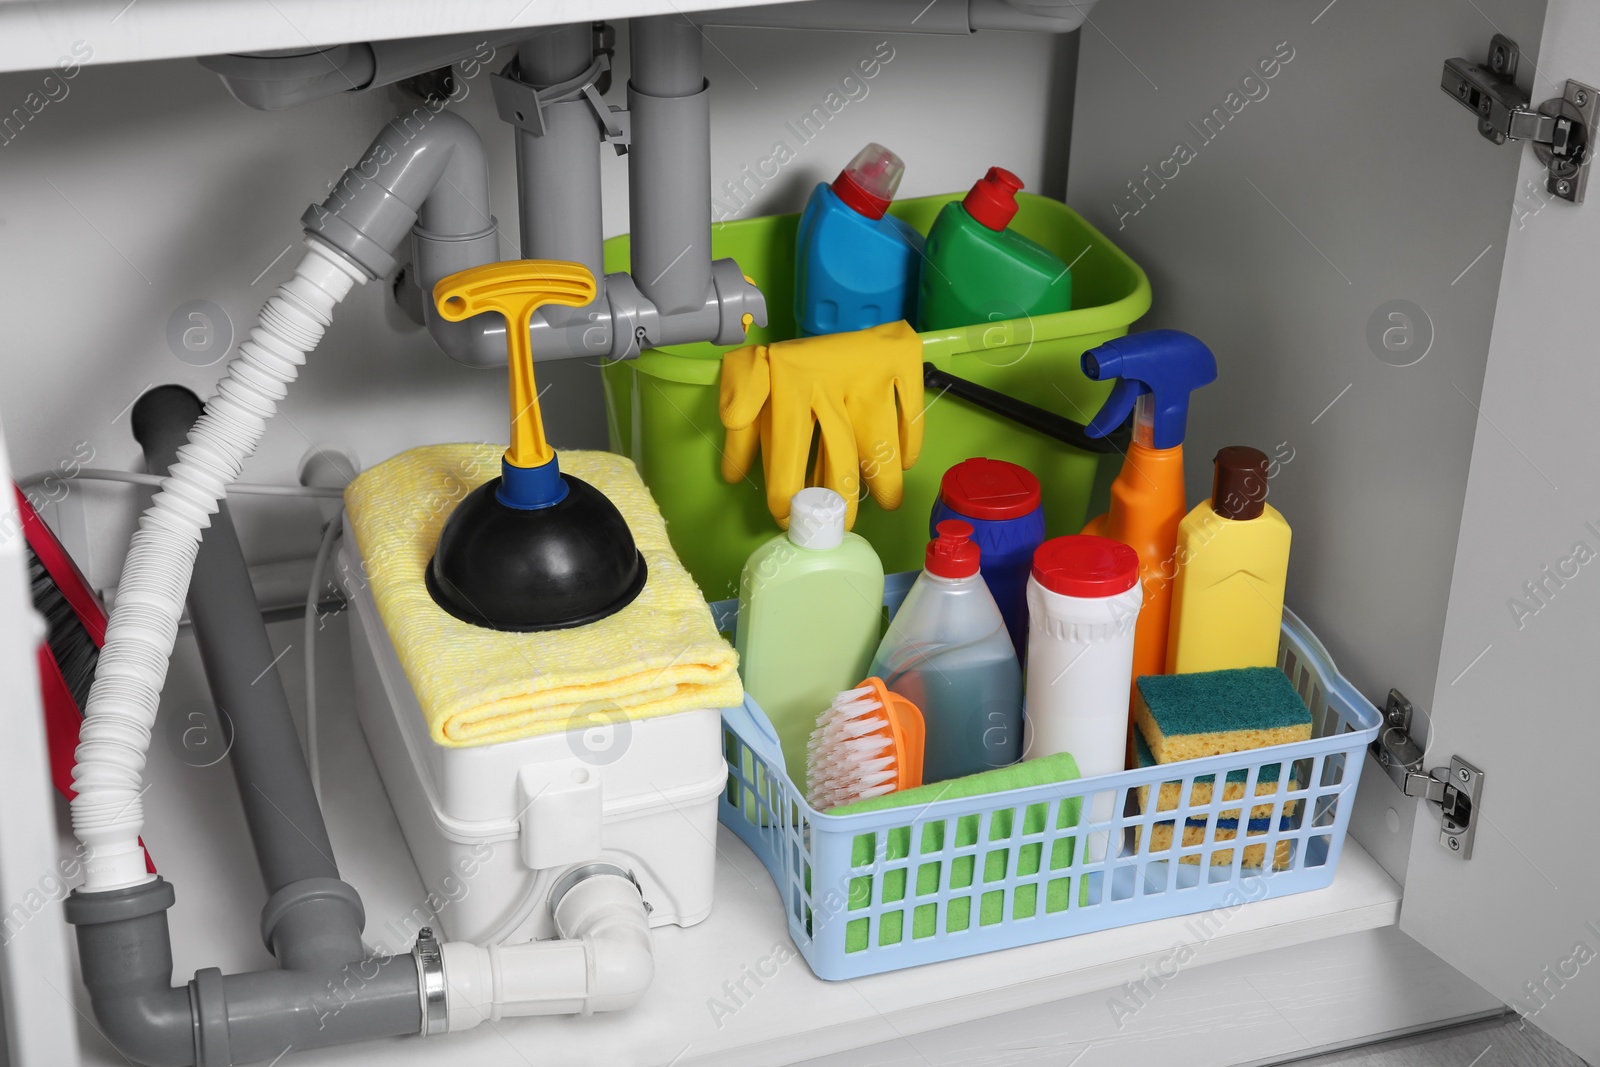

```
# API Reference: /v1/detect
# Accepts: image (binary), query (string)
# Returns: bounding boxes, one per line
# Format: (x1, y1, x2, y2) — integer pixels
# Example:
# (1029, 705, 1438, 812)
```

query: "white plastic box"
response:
(341, 535, 725, 945)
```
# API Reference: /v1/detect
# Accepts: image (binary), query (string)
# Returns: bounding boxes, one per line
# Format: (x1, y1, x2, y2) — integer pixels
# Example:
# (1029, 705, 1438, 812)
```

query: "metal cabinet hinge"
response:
(1442, 35, 1597, 203)
(1369, 690, 1485, 860)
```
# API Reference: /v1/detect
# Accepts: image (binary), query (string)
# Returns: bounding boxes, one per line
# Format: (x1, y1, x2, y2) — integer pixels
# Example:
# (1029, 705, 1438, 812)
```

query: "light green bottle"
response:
(736, 488, 885, 777)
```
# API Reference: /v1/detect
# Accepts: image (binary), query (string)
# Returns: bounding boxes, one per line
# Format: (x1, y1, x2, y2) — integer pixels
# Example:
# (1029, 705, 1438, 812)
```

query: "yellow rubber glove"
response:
(720, 320, 924, 529)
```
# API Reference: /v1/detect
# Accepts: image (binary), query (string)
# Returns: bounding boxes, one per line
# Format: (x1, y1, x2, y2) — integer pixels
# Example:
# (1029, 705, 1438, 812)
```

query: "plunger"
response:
(425, 260, 648, 631)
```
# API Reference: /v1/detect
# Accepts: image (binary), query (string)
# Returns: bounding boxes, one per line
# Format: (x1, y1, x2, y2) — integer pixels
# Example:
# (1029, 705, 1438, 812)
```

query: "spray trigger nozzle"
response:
(1080, 329, 1217, 450)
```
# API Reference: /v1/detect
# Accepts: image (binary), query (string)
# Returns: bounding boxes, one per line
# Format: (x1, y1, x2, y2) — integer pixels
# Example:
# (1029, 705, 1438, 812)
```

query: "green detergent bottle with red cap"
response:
(916, 167, 1073, 332)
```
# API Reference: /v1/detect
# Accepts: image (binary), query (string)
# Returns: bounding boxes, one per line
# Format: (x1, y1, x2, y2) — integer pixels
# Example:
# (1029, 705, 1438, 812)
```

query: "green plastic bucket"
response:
(601, 192, 1151, 601)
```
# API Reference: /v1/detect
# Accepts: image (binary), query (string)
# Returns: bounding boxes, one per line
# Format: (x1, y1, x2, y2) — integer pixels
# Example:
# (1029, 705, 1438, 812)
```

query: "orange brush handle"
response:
(861, 677, 925, 791)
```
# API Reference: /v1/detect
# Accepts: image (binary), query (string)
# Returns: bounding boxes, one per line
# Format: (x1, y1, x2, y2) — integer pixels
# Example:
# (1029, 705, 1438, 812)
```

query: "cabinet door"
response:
(1400, 1, 1600, 1061)
(1068, 0, 1546, 884)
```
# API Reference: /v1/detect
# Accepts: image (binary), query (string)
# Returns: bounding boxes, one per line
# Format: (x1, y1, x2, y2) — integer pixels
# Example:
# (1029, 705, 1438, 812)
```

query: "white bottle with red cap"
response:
(1022, 534, 1144, 777)
(869, 520, 1023, 784)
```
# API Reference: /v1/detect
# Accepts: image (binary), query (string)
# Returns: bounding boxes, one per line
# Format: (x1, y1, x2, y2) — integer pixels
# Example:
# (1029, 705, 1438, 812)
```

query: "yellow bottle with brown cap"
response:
(1165, 446, 1292, 674)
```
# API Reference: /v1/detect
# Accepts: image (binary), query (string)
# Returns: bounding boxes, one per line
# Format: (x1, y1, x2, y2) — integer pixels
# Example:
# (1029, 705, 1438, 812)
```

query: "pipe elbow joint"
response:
(552, 869, 656, 1013)
(439, 867, 656, 1029)
(64, 881, 195, 1067)
(423, 309, 515, 368)
(582, 918, 656, 1012)
(412, 223, 514, 367)
(303, 108, 493, 281)
(87, 988, 195, 1067)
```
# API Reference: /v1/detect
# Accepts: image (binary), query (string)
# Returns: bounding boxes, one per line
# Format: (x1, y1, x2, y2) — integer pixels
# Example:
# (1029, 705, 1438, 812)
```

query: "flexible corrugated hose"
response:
(69, 237, 365, 892)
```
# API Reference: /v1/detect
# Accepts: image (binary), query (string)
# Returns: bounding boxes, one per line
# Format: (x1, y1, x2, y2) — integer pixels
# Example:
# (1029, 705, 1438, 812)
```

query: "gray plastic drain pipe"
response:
(628, 16, 713, 317)
(198, 0, 1093, 114)
(130, 386, 363, 972)
(62, 121, 477, 1064)
(208, 24, 765, 366)
(514, 24, 614, 359)
(199, 31, 531, 111)
(66, 878, 422, 1067)
(619, 15, 766, 349)
(301, 107, 516, 368)
(692, 0, 1098, 33)
(63, 386, 421, 1066)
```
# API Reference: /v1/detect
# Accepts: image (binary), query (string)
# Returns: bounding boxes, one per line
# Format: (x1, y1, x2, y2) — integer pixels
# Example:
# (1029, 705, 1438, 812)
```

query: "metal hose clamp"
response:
(547, 862, 649, 921)
(413, 927, 448, 1036)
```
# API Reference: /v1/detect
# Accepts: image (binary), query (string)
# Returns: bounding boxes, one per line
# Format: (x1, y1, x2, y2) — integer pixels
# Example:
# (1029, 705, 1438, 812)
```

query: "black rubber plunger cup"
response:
(423, 261, 647, 631)
(425, 470, 647, 631)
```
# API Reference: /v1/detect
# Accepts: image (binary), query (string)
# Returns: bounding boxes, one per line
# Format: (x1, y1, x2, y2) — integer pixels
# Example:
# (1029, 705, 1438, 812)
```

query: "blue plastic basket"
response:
(716, 576, 1382, 981)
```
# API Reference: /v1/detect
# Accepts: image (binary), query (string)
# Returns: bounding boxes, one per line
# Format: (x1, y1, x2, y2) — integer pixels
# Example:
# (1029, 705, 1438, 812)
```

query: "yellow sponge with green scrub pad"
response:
(1144, 813, 1295, 870)
(1133, 730, 1301, 822)
(829, 753, 1081, 952)
(1134, 667, 1310, 765)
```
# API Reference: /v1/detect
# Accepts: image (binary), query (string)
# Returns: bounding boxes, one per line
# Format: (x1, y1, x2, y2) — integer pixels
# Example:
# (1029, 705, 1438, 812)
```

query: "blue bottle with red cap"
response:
(916, 166, 1073, 331)
(794, 143, 925, 337)
(869, 520, 1024, 782)
(929, 457, 1046, 662)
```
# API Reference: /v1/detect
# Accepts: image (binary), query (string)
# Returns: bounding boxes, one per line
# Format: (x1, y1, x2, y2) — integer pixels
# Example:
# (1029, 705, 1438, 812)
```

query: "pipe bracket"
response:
(491, 54, 630, 152)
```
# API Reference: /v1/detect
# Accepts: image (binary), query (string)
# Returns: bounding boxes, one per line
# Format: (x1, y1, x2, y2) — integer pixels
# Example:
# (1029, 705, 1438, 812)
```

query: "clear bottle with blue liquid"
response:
(794, 143, 924, 337)
(869, 521, 1024, 783)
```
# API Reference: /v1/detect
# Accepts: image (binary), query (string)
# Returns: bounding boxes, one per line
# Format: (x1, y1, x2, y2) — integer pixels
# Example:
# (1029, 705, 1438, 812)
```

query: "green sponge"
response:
(829, 753, 1081, 953)
(831, 752, 1082, 817)
(1135, 667, 1310, 765)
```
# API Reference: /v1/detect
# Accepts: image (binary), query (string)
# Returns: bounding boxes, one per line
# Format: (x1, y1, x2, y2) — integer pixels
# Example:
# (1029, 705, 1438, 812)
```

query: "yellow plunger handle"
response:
(433, 261, 598, 469)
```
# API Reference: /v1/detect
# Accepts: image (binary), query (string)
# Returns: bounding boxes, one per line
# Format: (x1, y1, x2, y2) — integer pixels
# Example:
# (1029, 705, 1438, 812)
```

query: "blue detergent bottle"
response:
(794, 143, 925, 337)
(929, 457, 1046, 664)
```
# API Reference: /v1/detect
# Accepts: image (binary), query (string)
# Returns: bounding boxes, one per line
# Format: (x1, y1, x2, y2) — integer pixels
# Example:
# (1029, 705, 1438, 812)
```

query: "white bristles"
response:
(807, 685, 901, 811)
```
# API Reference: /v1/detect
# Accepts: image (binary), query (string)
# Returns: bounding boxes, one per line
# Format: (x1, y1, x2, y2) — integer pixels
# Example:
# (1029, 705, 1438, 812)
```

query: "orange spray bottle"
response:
(1079, 330, 1217, 755)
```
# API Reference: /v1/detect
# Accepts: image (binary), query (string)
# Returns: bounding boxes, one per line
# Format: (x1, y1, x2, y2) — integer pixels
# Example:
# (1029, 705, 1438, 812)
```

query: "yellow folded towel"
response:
(344, 444, 743, 747)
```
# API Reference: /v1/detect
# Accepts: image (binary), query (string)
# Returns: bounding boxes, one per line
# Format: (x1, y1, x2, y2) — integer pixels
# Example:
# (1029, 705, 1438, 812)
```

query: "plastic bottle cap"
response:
(961, 166, 1024, 231)
(926, 519, 981, 578)
(938, 458, 1041, 521)
(1031, 535, 1139, 597)
(788, 487, 847, 550)
(1212, 445, 1271, 520)
(832, 142, 905, 220)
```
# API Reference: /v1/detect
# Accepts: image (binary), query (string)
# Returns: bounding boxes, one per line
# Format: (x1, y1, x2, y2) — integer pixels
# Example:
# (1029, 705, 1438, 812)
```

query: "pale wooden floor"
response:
(1287, 1013, 1588, 1067)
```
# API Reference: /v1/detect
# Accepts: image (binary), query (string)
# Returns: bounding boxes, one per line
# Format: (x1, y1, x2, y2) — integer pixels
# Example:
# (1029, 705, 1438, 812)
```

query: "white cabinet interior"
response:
(2, 0, 1592, 1062)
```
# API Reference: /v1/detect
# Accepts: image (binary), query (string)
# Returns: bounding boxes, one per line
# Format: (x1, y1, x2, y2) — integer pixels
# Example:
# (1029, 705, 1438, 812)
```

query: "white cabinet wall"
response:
(1, 0, 1594, 1063)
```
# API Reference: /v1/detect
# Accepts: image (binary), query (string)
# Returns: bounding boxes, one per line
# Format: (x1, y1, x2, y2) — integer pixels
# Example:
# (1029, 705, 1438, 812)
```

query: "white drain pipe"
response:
(437, 867, 655, 1029)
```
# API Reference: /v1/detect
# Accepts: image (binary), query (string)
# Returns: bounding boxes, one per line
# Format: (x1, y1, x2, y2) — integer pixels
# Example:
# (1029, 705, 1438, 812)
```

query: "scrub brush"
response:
(806, 677, 925, 811)
(16, 486, 155, 872)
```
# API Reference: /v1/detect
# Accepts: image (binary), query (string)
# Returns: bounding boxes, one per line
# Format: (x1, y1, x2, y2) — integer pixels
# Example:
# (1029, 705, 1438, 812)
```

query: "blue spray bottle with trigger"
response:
(794, 143, 925, 337)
